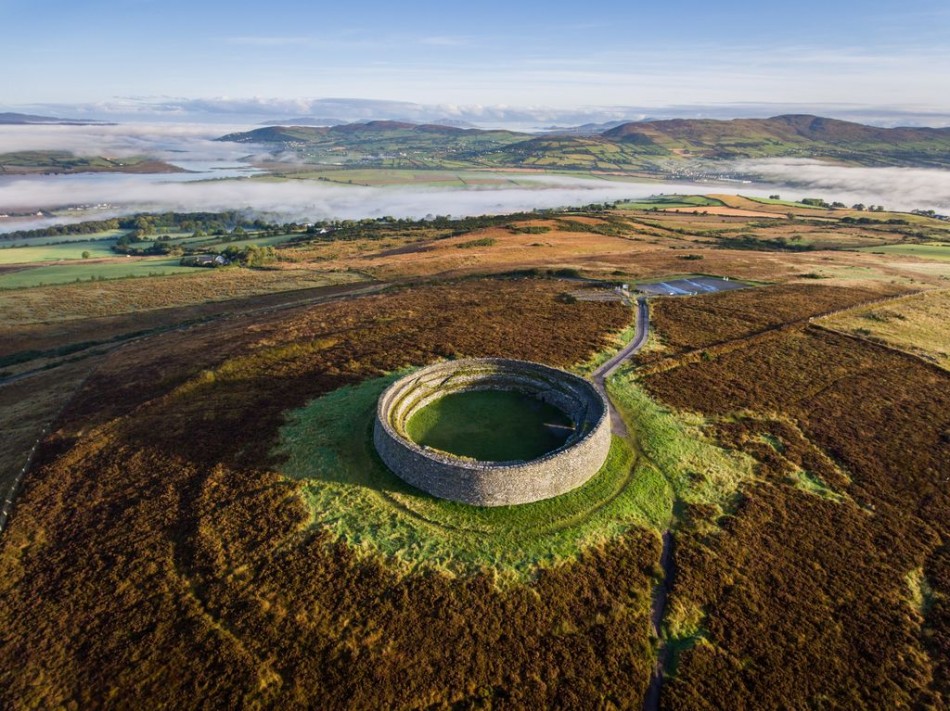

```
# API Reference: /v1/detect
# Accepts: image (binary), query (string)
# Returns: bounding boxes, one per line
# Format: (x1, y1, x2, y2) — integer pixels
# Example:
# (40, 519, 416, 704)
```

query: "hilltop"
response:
(600, 114, 950, 165)
(0, 201, 947, 709)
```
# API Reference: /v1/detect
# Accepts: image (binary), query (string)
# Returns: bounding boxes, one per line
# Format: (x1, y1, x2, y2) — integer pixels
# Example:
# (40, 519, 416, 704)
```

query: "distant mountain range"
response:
(220, 115, 950, 171)
(0, 112, 112, 126)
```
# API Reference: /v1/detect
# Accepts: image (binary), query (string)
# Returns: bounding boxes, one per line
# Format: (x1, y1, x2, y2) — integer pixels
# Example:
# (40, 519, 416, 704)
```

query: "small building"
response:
(180, 254, 229, 268)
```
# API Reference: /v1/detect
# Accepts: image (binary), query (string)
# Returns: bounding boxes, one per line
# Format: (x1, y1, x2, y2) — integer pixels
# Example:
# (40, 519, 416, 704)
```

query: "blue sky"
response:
(3, 0, 949, 118)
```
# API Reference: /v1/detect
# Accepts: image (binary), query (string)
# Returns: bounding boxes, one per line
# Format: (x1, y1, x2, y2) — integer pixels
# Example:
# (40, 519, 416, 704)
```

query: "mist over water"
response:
(1, 125, 948, 233)
(737, 159, 950, 214)
(0, 173, 750, 232)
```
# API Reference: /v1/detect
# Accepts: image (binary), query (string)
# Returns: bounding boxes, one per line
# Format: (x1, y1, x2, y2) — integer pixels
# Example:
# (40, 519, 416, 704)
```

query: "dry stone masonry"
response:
(374, 358, 611, 506)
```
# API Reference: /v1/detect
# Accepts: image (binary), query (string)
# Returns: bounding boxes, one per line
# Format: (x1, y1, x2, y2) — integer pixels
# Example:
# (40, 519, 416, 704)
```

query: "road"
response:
(592, 296, 649, 437)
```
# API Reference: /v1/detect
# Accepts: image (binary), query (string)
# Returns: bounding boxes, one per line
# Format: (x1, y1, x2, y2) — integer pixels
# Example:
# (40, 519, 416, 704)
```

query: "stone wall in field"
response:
(374, 358, 611, 506)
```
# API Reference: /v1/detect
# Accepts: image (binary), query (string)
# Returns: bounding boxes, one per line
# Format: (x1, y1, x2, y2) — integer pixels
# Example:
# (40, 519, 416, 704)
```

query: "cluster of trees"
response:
(799, 198, 890, 212)
(1, 211, 308, 243)
(717, 234, 814, 252)
(840, 216, 908, 225)
(226, 244, 278, 267)
(0, 217, 122, 241)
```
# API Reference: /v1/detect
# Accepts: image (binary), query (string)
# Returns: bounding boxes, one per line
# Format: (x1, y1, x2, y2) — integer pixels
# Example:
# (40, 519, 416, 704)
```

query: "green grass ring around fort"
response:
(374, 358, 612, 506)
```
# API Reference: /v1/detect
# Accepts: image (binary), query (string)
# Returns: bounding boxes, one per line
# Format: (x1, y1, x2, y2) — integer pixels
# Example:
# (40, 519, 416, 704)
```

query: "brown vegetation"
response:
(642, 282, 908, 360)
(0, 268, 365, 324)
(0, 278, 664, 708)
(643, 318, 949, 708)
(2, 203, 949, 708)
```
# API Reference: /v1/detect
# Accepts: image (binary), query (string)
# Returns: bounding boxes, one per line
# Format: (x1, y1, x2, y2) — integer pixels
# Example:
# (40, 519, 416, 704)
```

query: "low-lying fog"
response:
(1, 125, 948, 233)
(738, 159, 950, 214)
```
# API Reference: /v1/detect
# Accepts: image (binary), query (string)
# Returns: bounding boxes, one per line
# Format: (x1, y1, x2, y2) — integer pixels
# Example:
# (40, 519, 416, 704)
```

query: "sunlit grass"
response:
(606, 373, 755, 516)
(275, 367, 752, 579)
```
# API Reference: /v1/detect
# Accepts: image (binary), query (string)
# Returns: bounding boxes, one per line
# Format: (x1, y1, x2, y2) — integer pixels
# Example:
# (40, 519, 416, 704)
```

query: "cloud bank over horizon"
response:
(6, 97, 950, 130)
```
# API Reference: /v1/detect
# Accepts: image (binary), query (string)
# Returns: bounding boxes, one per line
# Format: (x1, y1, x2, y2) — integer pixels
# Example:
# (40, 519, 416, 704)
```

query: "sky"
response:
(2, 0, 950, 123)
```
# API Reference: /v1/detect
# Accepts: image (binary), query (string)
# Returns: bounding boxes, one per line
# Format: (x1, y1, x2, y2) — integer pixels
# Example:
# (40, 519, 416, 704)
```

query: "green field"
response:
(858, 242, 950, 262)
(0, 230, 297, 270)
(0, 257, 198, 289)
(406, 390, 572, 461)
(746, 196, 828, 209)
(0, 229, 130, 247)
(0, 239, 119, 264)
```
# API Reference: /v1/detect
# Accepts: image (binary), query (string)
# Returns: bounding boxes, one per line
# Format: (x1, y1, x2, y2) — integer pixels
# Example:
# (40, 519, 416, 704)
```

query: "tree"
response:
(81, 250, 90, 259)
(243, 245, 277, 267)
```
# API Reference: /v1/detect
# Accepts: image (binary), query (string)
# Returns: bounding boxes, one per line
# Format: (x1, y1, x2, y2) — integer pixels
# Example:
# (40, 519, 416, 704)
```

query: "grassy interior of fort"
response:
(404, 389, 573, 461)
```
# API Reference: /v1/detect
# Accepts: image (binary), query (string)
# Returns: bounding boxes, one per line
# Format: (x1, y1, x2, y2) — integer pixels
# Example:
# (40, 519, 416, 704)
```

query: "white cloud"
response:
(10, 97, 950, 129)
(0, 123, 254, 160)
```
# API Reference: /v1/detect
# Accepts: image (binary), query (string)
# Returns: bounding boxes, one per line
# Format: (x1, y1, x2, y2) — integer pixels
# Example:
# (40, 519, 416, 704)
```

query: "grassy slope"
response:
(819, 289, 950, 369)
(858, 242, 950, 261)
(275, 356, 753, 580)
(0, 150, 184, 174)
(0, 257, 198, 289)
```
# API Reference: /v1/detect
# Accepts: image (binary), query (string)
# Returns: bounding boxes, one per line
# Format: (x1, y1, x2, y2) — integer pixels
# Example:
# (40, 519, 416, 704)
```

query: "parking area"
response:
(634, 276, 747, 296)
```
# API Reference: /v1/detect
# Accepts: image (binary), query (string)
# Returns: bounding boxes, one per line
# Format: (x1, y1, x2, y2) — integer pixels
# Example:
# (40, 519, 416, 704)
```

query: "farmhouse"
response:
(179, 254, 229, 267)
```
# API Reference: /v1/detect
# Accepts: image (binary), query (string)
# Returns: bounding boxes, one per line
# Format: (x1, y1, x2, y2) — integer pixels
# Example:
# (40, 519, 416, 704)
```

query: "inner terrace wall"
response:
(374, 358, 612, 506)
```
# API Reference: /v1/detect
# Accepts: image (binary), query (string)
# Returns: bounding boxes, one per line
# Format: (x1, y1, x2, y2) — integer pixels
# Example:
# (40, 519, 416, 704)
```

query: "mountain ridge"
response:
(218, 114, 950, 170)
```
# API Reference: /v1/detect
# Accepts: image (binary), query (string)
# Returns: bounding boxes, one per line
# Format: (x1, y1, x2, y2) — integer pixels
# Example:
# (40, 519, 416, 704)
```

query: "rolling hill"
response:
(0, 150, 186, 175)
(219, 114, 950, 170)
(0, 112, 112, 126)
(219, 121, 526, 168)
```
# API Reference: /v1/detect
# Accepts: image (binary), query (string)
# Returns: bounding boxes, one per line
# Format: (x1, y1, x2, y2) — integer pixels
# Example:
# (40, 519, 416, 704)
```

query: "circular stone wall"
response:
(374, 358, 611, 506)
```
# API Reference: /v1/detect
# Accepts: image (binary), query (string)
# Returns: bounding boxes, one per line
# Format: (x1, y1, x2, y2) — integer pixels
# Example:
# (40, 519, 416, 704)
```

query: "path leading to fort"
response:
(592, 296, 650, 437)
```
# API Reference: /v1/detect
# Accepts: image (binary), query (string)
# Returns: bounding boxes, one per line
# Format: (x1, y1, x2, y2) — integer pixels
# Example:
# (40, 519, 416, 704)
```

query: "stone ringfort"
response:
(374, 358, 612, 506)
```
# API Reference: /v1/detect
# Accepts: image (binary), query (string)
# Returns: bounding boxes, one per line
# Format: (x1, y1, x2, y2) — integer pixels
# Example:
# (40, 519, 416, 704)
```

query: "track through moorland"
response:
(590, 297, 676, 710)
